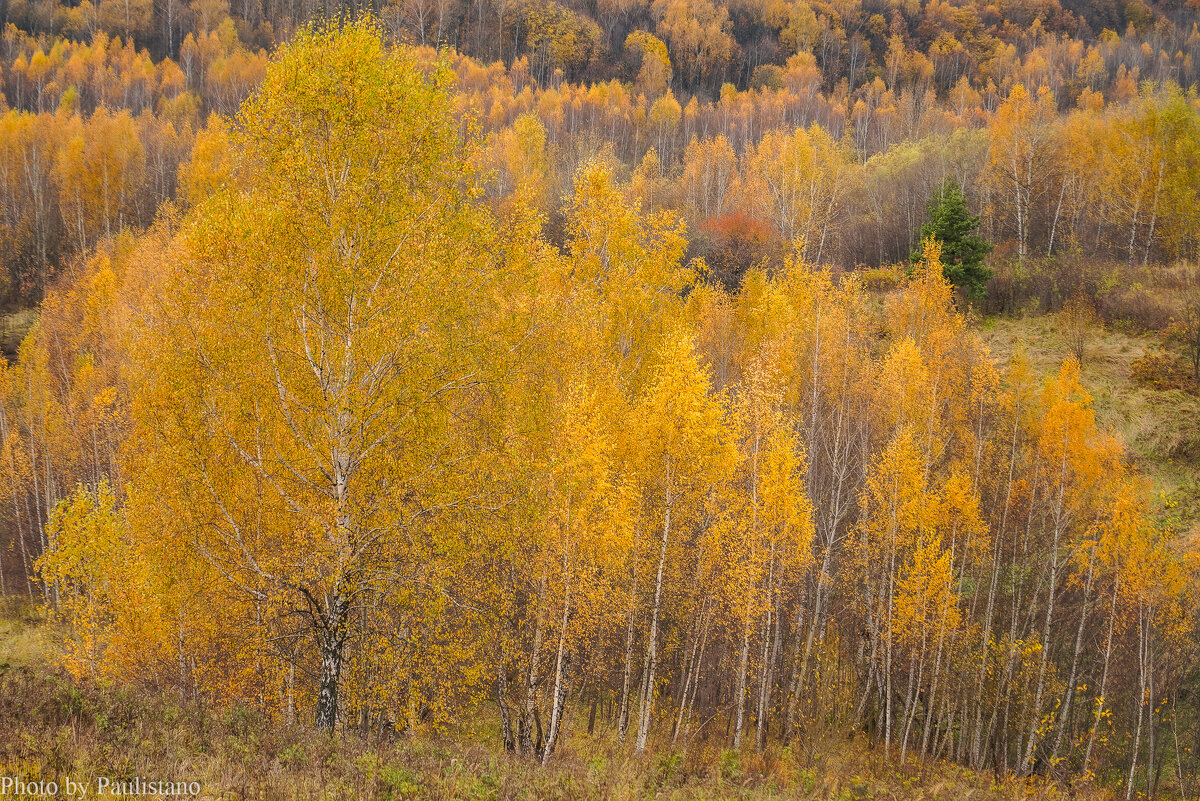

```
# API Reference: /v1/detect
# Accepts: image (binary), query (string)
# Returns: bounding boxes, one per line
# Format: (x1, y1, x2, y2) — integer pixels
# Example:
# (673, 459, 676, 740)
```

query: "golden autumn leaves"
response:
(9, 20, 1193, 793)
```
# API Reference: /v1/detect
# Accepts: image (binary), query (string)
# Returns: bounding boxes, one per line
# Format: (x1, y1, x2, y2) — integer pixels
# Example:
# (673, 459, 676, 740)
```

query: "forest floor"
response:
(0, 598, 1110, 801)
(979, 312, 1200, 538)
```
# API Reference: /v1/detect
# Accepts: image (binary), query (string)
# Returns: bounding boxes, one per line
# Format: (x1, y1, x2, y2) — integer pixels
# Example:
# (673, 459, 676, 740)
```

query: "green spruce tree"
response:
(912, 178, 993, 297)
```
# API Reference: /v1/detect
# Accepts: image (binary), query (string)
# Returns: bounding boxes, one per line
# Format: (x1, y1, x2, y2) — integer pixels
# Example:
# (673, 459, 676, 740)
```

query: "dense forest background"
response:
(0, 0, 1198, 308)
(1, 0, 1200, 798)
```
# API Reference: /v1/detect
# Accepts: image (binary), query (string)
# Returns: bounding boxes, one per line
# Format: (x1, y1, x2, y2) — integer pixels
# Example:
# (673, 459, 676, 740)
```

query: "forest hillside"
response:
(0, 2, 1199, 799)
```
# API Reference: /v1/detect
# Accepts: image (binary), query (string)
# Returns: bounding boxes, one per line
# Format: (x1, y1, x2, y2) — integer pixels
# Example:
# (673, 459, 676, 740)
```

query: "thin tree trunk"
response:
(618, 528, 641, 743)
(1084, 580, 1118, 775)
(757, 574, 781, 751)
(521, 569, 548, 755)
(1141, 159, 1165, 267)
(733, 618, 751, 749)
(542, 555, 572, 765)
(1126, 601, 1147, 800)
(636, 484, 672, 754)
(1051, 551, 1094, 763)
(498, 661, 515, 751)
(1047, 178, 1066, 256)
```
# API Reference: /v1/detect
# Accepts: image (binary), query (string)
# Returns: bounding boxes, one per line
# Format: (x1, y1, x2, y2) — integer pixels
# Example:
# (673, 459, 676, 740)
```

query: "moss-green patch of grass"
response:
(1, 308, 36, 360)
(0, 597, 50, 669)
